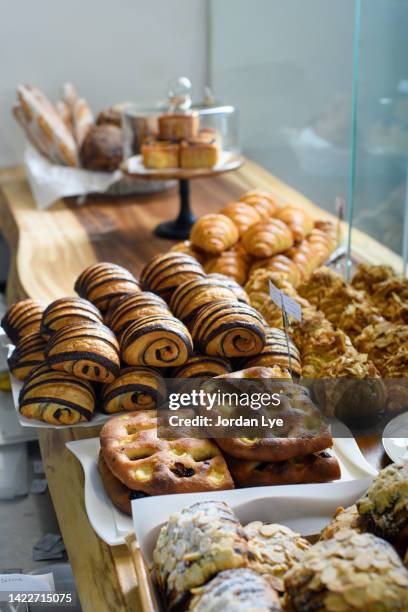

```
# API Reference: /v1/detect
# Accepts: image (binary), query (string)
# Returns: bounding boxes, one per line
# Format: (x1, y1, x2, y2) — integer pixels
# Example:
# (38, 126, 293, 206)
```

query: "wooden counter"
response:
(0, 161, 390, 612)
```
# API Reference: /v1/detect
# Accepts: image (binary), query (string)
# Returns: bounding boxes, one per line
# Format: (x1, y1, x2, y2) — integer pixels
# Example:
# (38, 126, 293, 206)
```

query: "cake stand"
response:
(121, 152, 244, 239)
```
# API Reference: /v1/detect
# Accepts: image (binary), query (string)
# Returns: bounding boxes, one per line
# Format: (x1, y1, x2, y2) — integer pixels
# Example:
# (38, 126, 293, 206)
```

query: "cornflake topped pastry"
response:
(284, 529, 408, 611)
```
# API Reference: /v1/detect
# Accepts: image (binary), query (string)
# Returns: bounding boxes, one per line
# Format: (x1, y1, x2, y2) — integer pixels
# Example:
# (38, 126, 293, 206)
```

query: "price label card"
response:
(268, 281, 302, 322)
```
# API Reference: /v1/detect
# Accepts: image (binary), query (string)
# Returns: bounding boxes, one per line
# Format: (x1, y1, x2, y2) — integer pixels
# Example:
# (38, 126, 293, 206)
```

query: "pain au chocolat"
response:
(207, 273, 250, 304)
(40, 297, 103, 340)
(171, 354, 231, 378)
(8, 332, 46, 381)
(242, 327, 302, 376)
(74, 262, 140, 312)
(101, 366, 166, 413)
(45, 321, 120, 383)
(1, 299, 46, 344)
(100, 411, 234, 495)
(105, 291, 169, 337)
(169, 277, 238, 323)
(19, 364, 95, 425)
(120, 313, 193, 367)
(190, 299, 266, 358)
(139, 252, 205, 302)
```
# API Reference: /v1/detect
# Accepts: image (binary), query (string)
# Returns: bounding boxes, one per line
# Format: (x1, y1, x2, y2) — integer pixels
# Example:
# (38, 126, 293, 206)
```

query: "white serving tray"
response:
(66, 431, 377, 547)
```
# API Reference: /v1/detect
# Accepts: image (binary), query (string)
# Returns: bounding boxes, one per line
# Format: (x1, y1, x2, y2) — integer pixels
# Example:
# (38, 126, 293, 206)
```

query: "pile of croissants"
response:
(171, 189, 337, 286)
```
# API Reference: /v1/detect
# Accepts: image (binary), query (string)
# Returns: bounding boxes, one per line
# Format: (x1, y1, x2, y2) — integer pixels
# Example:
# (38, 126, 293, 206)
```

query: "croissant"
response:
(140, 252, 205, 301)
(105, 291, 169, 337)
(40, 297, 103, 340)
(121, 313, 193, 367)
(169, 277, 238, 323)
(19, 364, 95, 425)
(1, 299, 45, 344)
(171, 354, 231, 378)
(239, 190, 278, 217)
(101, 366, 166, 413)
(191, 299, 266, 358)
(170, 240, 207, 265)
(8, 332, 46, 381)
(190, 214, 239, 254)
(276, 207, 314, 242)
(219, 201, 261, 236)
(207, 273, 250, 303)
(242, 327, 302, 376)
(205, 250, 249, 285)
(74, 262, 140, 312)
(45, 321, 120, 383)
(241, 219, 294, 258)
(249, 254, 302, 287)
(285, 242, 320, 282)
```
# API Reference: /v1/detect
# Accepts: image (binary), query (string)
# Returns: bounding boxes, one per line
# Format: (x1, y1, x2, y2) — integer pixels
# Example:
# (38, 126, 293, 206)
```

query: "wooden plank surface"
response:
(0, 161, 390, 612)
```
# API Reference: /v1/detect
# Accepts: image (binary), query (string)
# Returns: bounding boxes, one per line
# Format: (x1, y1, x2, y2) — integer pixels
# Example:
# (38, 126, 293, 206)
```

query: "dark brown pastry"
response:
(242, 327, 302, 376)
(19, 363, 95, 424)
(101, 366, 166, 413)
(100, 411, 234, 495)
(190, 300, 266, 358)
(8, 332, 46, 381)
(171, 354, 231, 378)
(96, 107, 122, 128)
(40, 297, 103, 340)
(139, 252, 205, 301)
(120, 313, 193, 367)
(98, 451, 134, 515)
(74, 262, 140, 313)
(1, 299, 45, 344)
(169, 277, 238, 323)
(104, 291, 169, 337)
(45, 321, 120, 383)
(228, 450, 341, 487)
(80, 124, 123, 171)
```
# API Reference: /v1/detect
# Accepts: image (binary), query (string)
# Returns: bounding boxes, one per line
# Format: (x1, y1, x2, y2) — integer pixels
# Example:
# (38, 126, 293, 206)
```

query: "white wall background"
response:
(0, 0, 208, 167)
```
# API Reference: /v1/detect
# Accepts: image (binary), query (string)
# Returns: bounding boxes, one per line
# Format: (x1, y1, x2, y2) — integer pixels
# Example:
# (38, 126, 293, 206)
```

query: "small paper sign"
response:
(268, 281, 302, 322)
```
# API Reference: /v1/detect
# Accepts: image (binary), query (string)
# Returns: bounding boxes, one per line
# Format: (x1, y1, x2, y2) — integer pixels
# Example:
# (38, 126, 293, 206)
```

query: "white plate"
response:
(66, 429, 377, 547)
(382, 412, 408, 462)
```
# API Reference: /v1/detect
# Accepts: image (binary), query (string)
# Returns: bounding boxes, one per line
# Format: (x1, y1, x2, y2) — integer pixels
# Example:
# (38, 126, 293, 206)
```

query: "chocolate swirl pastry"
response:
(189, 569, 282, 612)
(74, 262, 140, 312)
(121, 313, 193, 367)
(45, 321, 120, 383)
(169, 277, 238, 323)
(242, 327, 302, 376)
(8, 332, 46, 381)
(101, 366, 166, 413)
(139, 252, 205, 301)
(207, 273, 250, 303)
(40, 297, 103, 340)
(171, 354, 231, 378)
(104, 291, 169, 337)
(190, 300, 266, 358)
(1, 299, 45, 344)
(19, 364, 95, 425)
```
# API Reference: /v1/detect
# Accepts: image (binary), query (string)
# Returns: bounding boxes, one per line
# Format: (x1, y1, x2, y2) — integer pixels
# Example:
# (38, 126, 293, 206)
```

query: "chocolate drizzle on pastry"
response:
(101, 366, 166, 413)
(169, 277, 238, 323)
(171, 354, 231, 378)
(40, 297, 102, 340)
(74, 262, 140, 312)
(242, 327, 302, 376)
(1, 299, 45, 344)
(8, 331, 47, 381)
(45, 321, 120, 383)
(190, 299, 266, 358)
(104, 291, 169, 337)
(139, 252, 205, 301)
(19, 364, 95, 425)
(120, 313, 193, 367)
